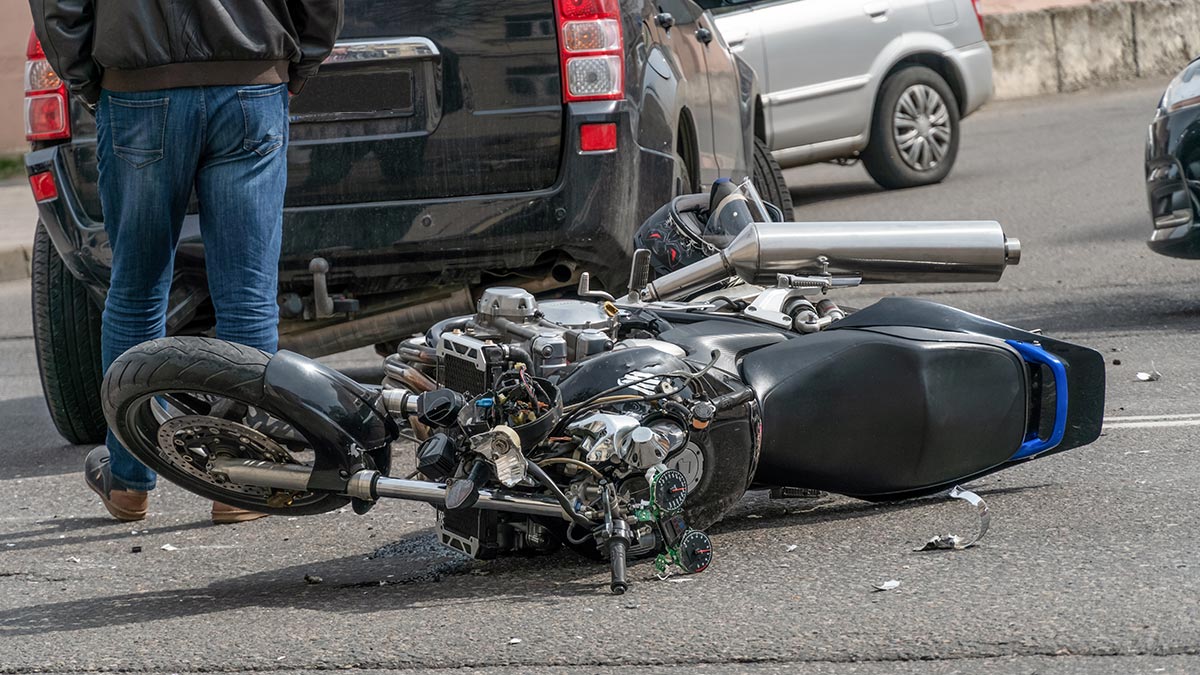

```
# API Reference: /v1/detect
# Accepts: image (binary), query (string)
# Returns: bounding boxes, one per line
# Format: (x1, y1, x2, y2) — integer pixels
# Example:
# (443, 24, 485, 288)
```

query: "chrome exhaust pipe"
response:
(209, 458, 567, 519)
(643, 221, 1021, 301)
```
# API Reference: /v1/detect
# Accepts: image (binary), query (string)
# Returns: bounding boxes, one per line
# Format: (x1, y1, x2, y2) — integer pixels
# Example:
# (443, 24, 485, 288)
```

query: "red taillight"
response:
(26, 30, 44, 59)
(29, 172, 58, 202)
(579, 122, 617, 152)
(554, 0, 624, 103)
(24, 30, 71, 142)
(970, 0, 986, 38)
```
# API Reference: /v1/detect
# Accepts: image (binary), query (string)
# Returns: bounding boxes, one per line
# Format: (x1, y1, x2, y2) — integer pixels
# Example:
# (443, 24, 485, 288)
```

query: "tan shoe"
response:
(84, 446, 149, 522)
(212, 501, 268, 525)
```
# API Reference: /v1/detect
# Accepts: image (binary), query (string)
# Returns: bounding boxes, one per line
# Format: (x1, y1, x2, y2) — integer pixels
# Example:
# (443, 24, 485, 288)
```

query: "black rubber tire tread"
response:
(31, 221, 106, 445)
(751, 137, 795, 221)
(102, 336, 348, 515)
(861, 65, 961, 190)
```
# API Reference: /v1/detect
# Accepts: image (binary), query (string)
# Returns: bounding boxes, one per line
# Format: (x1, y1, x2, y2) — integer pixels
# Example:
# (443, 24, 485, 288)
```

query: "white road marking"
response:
(1104, 420, 1200, 430)
(1103, 413, 1200, 430)
(1103, 413, 1200, 422)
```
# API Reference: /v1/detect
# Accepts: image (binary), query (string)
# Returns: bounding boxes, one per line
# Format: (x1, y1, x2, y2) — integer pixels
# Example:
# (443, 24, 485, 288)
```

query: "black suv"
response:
(24, 0, 790, 444)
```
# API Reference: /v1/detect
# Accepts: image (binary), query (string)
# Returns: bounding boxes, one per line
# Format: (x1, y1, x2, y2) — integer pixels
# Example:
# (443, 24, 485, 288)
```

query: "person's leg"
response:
(195, 84, 288, 353)
(96, 87, 204, 492)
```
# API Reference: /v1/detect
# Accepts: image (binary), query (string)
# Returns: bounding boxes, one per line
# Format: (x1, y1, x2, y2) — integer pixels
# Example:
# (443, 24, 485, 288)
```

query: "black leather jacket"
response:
(30, 0, 342, 104)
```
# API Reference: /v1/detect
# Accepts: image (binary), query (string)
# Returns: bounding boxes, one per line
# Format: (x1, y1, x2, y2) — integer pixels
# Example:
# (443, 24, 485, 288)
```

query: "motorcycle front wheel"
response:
(101, 336, 351, 516)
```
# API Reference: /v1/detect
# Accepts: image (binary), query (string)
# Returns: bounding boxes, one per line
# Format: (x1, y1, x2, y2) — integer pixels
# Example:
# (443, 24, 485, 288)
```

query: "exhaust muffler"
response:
(642, 220, 1021, 301)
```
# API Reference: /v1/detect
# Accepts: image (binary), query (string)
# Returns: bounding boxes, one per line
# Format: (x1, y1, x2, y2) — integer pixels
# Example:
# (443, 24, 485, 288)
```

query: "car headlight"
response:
(1162, 59, 1200, 113)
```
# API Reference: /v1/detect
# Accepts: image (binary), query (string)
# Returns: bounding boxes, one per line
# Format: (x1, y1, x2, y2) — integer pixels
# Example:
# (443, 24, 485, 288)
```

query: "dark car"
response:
(1145, 56, 1200, 258)
(23, 0, 791, 444)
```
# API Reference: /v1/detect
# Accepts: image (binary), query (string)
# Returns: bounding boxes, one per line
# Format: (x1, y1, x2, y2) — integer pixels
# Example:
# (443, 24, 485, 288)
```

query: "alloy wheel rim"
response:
(893, 84, 951, 172)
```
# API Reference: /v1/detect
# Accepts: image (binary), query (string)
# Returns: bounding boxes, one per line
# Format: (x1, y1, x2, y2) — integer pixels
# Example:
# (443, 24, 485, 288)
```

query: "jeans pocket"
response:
(109, 96, 169, 169)
(239, 84, 287, 157)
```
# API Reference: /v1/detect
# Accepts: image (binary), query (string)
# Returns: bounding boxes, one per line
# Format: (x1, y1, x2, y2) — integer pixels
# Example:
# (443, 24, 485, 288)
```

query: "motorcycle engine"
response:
(384, 287, 707, 565)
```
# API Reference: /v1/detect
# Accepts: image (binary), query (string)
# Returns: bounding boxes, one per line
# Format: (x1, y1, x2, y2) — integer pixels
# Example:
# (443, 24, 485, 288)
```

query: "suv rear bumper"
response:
(28, 102, 674, 309)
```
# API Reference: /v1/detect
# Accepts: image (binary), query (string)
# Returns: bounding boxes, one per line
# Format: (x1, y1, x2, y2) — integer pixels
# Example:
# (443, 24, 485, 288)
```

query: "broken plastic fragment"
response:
(668, 577, 695, 583)
(872, 579, 901, 592)
(160, 544, 179, 551)
(786, 544, 798, 552)
(915, 485, 990, 551)
(508, 638, 523, 645)
(1135, 370, 1161, 382)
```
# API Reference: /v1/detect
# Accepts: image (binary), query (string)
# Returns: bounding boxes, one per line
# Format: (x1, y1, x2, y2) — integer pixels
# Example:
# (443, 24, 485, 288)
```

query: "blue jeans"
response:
(96, 84, 289, 491)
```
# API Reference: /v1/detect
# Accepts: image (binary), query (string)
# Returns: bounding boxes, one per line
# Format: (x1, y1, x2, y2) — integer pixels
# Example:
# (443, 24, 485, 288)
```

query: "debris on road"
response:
(916, 534, 969, 551)
(131, 546, 142, 554)
(872, 580, 901, 592)
(1136, 365, 1162, 382)
(65, 556, 80, 564)
(304, 574, 323, 585)
(159, 544, 179, 552)
(668, 577, 695, 584)
(915, 486, 990, 552)
(508, 638, 523, 645)
(786, 544, 798, 552)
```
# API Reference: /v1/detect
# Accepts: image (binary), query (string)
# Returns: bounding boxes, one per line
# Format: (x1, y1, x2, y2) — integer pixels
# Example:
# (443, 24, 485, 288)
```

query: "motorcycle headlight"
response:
(1162, 59, 1200, 114)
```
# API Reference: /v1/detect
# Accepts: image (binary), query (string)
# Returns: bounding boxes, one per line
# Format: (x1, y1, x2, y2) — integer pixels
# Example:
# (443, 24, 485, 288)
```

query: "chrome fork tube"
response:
(209, 459, 568, 519)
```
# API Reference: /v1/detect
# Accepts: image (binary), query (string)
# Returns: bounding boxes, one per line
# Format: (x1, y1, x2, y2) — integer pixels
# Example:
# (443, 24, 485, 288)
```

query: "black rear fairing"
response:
(831, 298, 1105, 457)
(739, 298, 1105, 501)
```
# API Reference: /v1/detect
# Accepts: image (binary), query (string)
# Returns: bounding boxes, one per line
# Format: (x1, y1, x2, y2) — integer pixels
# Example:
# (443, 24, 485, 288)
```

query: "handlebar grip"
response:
(608, 537, 629, 595)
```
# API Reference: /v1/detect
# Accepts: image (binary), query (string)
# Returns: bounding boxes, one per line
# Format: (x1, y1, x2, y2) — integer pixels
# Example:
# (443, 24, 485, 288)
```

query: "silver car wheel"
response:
(893, 84, 952, 172)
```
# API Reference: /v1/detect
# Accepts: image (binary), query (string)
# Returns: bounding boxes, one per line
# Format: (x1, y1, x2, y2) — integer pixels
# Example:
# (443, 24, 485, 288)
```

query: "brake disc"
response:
(155, 415, 296, 498)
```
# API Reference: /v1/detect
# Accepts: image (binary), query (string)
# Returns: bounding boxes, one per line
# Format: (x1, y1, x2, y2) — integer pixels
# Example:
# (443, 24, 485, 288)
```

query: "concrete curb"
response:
(0, 244, 30, 283)
(985, 0, 1200, 100)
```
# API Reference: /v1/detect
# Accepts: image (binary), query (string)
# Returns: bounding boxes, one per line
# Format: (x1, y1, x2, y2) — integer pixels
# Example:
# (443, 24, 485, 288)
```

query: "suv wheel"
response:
(862, 66, 961, 190)
(31, 221, 107, 444)
(751, 137, 794, 220)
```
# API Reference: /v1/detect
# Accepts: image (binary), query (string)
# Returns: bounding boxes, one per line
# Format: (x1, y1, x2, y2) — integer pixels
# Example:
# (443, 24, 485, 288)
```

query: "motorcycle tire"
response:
(102, 336, 350, 516)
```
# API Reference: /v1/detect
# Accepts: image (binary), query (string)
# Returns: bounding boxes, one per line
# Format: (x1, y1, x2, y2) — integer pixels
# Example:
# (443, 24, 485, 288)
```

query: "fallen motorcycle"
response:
(102, 181, 1105, 594)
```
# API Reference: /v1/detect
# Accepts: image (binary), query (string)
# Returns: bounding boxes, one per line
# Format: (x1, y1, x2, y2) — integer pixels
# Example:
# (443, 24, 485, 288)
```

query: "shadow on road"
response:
(1, 517, 211, 554)
(0, 482, 1061, 637)
(0, 396, 90, 480)
(789, 180, 882, 208)
(0, 529, 607, 637)
(712, 484, 1052, 536)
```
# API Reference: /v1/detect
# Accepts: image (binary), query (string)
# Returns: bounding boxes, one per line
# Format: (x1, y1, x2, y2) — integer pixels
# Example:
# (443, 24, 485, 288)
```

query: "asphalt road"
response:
(3, 78, 1199, 675)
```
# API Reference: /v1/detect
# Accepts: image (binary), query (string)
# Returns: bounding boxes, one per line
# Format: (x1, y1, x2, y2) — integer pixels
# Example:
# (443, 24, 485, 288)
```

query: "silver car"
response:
(710, 0, 993, 188)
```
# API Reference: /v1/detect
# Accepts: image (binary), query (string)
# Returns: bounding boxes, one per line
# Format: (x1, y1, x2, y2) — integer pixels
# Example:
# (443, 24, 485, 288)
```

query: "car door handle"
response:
(863, 1, 889, 18)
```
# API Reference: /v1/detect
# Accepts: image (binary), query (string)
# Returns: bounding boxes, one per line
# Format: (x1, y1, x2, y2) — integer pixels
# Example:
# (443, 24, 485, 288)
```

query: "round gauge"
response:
(652, 468, 689, 513)
(678, 529, 713, 574)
